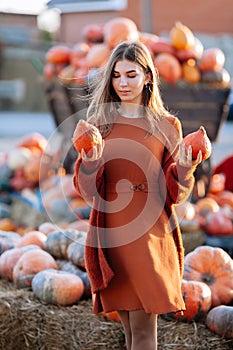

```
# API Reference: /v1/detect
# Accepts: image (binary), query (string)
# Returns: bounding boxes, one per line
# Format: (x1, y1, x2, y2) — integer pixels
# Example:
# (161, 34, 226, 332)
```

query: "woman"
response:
(73, 41, 202, 350)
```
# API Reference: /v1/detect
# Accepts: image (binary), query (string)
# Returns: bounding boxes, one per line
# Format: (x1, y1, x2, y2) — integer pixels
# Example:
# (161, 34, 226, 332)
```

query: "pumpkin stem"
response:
(199, 126, 206, 134)
(201, 273, 215, 286)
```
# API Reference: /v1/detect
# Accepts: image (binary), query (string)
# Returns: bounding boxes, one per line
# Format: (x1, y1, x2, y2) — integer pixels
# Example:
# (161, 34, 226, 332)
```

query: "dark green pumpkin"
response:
(67, 235, 86, 268)
(0, 231, 21, 254)
(206, 305, 233, 339)
(43, 229, 85, 259)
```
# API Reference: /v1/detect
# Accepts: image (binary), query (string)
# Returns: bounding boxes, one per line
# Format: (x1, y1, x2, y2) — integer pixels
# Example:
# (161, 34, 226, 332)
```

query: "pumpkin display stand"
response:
(0, 279, 232, 350)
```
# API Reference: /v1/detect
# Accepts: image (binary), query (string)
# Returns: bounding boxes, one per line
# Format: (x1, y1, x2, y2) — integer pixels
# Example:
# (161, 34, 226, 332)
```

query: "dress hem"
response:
(93, 304, 185, 315)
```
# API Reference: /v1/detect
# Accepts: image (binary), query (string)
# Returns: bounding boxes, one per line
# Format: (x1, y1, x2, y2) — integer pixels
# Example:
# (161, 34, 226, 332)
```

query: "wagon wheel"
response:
(191, 157, 212, 203)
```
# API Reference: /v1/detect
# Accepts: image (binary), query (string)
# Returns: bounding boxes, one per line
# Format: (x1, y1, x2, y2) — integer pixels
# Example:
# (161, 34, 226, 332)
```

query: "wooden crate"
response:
(160, 82, 230, 142)
(45, 80, 230, 143)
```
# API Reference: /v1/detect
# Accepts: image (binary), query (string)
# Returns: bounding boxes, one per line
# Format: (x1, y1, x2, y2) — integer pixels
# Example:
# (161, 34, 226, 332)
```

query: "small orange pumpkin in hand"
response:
(72, 119, 102, 154)
(183, 126, 212, 161)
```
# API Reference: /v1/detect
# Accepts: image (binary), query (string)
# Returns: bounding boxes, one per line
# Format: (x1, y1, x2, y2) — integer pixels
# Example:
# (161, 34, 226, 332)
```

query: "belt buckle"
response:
(130, 183, 145, 191)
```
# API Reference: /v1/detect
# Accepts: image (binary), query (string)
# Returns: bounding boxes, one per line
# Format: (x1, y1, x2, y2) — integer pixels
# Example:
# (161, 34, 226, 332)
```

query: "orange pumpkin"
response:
(57, 259, 91, 298)
(204, 211, 233, 236)
(199, 48, 225, 72)
(175, 201, 196, 221)
(46, 45, 71, 65)
(0, 245, 40, 281)
(16, 226, 34, 236)
(196, 197, 220, 215)
(104, 17, 139, 48)
(206, 305, 233, 339)
(182, 59, 201, 84)
(16, 230, 47, 249)
(215, 190, 233, 208)
(138, 32, 159, 52)
(170, 22, 195, 50)
(17, 132, 48, 154)
(72, 119, 102, 154)
(13, 249, 58, 288)
(70, 42, 90, 68)
(69, 197, 88, 210)
(0, 231, 21, 253)
(86, 43, 111, 68)
(43, 62, 56, 80)
(168, 279, 212, 322)
(183, 246, 233, 307)
(0, 218, 17, 232)
(209, 173, 226, 194)
(101, 310, 121, 323)
(81, 23, 104, 43)
(92, 294, 121, 322)
(150, 38, 175, 55)
(183, 126, 212, 161)
(154, 52, 182, 84)
(38, 222, 57, 235)
(32, 269, 84, 306)
(24, 154, 51, 184)
(10, 168, 35, 191)
(175, 37, 204, 62)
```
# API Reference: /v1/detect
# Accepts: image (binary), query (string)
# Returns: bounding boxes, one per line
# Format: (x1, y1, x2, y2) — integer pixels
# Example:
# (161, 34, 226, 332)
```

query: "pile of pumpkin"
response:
(0, 223, 119, 322)
(0, 226, 90, 303)
(0, 132, 50, 194)
(175, 171, 233, 239)
(170, 245, 233, 339)
(171, 169, 233, 339)
(0, 131, 91, 232)
(43, 17, 231, 87)
(0, 223, 232, 338)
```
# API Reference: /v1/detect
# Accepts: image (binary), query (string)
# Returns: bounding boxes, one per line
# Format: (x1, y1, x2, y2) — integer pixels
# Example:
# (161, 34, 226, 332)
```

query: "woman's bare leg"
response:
(129, 309, 157, 350)
(118, 310, 132, 350)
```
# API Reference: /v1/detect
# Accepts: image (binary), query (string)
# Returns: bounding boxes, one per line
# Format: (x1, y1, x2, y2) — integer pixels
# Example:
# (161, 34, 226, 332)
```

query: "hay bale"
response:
(0, 279, 232, 349)
(0, 281, 125, 350)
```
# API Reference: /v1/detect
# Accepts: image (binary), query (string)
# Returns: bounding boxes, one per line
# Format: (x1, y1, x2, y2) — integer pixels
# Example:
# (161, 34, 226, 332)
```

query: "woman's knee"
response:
(130, 310, 157, 335)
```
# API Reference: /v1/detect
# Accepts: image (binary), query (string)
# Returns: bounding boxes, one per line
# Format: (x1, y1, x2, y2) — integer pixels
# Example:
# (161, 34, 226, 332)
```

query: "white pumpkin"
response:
(7, 147, 31, 170)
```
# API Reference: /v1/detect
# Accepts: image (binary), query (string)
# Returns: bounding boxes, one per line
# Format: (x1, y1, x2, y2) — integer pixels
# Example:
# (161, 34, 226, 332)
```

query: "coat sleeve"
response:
(160, 116, 198, 206)
(73, 156, 105, 203)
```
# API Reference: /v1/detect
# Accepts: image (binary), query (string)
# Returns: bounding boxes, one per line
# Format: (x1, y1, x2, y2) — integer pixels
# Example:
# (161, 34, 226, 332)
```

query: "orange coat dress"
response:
(73, 113, 197, 315)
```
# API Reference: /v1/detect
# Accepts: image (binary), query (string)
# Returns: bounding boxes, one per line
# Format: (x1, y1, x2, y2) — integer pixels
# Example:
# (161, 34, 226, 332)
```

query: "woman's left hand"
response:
(178, 142, 202, 167)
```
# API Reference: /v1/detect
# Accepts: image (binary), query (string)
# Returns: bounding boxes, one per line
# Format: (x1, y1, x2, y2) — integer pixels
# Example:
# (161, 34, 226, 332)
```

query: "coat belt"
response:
(106, 181, 159, 193)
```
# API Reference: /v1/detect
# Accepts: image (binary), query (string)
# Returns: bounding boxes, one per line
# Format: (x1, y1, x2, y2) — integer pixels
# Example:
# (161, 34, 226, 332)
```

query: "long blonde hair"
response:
(86, 40, 171, 137)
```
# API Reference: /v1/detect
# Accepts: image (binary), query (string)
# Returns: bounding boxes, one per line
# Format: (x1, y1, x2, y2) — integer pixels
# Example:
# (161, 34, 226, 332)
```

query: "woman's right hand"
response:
(81, 140, 105, 162)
